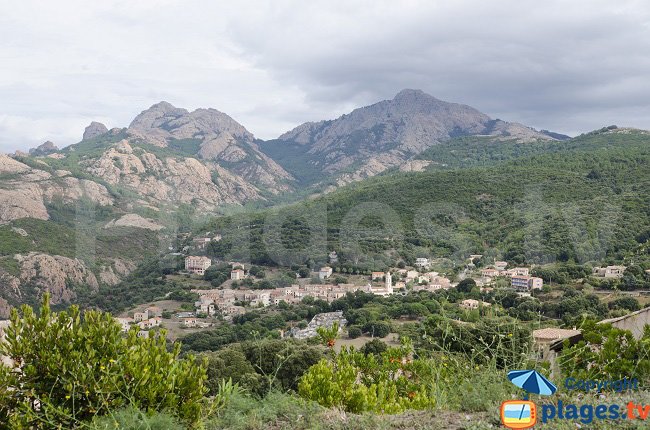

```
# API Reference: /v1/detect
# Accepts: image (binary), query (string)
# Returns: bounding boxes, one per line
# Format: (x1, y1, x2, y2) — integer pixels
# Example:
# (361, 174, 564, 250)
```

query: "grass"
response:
(89, 407, 184, 430)
(207, 391, 499, 430)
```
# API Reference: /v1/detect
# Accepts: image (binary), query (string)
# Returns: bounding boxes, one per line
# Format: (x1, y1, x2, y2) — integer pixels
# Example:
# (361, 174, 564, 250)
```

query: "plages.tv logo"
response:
(500, 370, 557, 429)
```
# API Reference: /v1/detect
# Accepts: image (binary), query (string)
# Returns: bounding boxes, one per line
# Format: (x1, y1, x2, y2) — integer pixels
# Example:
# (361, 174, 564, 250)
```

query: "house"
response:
(460, 299, 490, 310)
(481, 268, 500, 278)
(495, 261, 508, 270)
(222, 305, 246, 317)
(185, 256, 212, 275)
(192, 237, 212, 250)
(182, 318, 199, 328)
(328, 251, 338, 264)
(319, 266, 333, 280)
(138, 317, 161, 330)
(133, 311, 148, 322)
(406, 270, 419, 280)
(115, 317, 133, 332)
(371, 271, 384, 280)
(511, 275, 543, 291)
(533, 328, 582, 348)
(599, 306, 650, 339)
(504, 267, 529, 277)
(429, 276, 451, 290)
(592, 265, 626, 278)
(532, 327, 582, 377)
(415, 258, 430, 269)
(231, 268, 245, 280)
(145, 306, 162, 318)
(250, 292, 271, 307)
(195, 298, 216, 316)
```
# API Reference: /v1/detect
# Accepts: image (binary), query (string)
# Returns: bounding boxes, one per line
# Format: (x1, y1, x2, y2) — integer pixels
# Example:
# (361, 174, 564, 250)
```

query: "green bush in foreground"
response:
(299, 339, 438, 414)
(0, 295, 208, 429)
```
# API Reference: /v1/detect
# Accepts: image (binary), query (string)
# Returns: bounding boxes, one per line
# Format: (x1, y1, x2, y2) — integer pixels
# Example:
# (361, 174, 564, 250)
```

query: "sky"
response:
(1, 0, 650, 152)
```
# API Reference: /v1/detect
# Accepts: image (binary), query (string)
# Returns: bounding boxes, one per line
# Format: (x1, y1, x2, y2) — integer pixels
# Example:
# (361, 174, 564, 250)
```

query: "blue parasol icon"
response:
(507, 370, 557, 396)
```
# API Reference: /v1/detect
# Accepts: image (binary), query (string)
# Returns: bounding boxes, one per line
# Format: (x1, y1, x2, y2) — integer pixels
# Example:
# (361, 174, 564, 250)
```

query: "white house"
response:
(415, 258, 430, 269)
(231, 268, 246, 280)
(319, 266, 333, 280)
(185, 256, 212, 275)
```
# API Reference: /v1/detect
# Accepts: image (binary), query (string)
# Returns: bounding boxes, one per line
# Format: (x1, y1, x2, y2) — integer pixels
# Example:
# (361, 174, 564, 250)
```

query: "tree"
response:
(361, 339, 388, 356)
(201, 346, 255, 395)
(317, 322, 340, 348)
(249, 265, 266, 278)
(298, 267, 311, 278)
(455, 278, 476, 294)
(364, 321, 390, 338)
(608, 296, 640, 312)
(348, 326, 362, 339)
(0, 295, 207, 427)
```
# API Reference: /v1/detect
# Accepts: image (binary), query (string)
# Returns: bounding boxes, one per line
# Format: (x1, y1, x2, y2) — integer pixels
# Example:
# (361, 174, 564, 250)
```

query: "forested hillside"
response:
(204, 128, 650, 269)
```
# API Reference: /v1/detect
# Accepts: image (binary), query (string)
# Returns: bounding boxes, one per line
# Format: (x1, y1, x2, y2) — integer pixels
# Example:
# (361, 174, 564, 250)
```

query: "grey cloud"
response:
(1, 0, 649, 152)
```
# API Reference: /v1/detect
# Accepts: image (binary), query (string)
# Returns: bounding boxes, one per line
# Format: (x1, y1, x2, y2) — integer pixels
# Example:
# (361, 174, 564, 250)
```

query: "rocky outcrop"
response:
(86, 140, 263, 208)
(28, 141, 59, 156)
(15, 252, 99, 304)
(0, 154, 31, 175)
(104, 213, 164, 231)
(127, 102, 294, 193)
(271, 89, 560, 185)
(98, 258, 136, 285)
(83, 121, 109, 140)
(0, 155, 113, 222)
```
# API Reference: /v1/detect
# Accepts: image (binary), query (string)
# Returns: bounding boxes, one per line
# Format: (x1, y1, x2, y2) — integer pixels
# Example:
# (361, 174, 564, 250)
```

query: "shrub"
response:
(0, 295, 208, 428)
(298, 339, 435, 413)
(608, 296, 640, 311)
(201, 346, 256, 395)
(559, 321, 650, 381)
(360, 339, 388, 356)
(348, 326, 362, 339)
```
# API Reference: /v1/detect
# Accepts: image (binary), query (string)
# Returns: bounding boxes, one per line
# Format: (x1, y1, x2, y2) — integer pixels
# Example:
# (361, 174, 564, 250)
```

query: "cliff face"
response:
(0, 253, 137, 317)
(127, 102, 294, 194)
(83, 139, 264, 210)
(0, 154, 113, 223)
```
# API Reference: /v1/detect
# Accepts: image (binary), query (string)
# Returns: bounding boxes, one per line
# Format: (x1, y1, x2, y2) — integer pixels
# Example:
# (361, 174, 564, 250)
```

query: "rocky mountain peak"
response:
(267, 89, 561, 186)
(128, 101, 189, 138)
(393, 88, 433, 101)
(82, 121, 109, 140)
(28, 141, 59, 156)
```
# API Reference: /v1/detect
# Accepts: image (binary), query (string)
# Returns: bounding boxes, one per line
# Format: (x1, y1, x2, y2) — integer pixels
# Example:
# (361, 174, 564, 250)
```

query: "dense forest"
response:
(201, 129, 650, 269)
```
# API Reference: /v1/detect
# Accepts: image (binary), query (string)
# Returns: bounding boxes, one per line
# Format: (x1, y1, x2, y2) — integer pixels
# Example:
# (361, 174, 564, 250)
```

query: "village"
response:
(113, 234, 636, 339)
(112, 233, 562, 340)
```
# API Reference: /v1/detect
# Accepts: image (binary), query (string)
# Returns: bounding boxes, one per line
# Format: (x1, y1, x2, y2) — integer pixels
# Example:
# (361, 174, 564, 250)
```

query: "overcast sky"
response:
(1, 0, 650, 152)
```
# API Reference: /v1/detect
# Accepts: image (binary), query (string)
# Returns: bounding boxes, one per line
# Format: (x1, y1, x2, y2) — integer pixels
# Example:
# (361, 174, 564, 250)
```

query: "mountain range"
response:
(0, 89, 598, 315)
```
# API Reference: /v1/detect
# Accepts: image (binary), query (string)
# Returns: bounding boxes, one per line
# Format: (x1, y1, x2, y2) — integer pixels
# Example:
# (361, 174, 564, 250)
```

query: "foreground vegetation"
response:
(4, 292, 650, 429)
